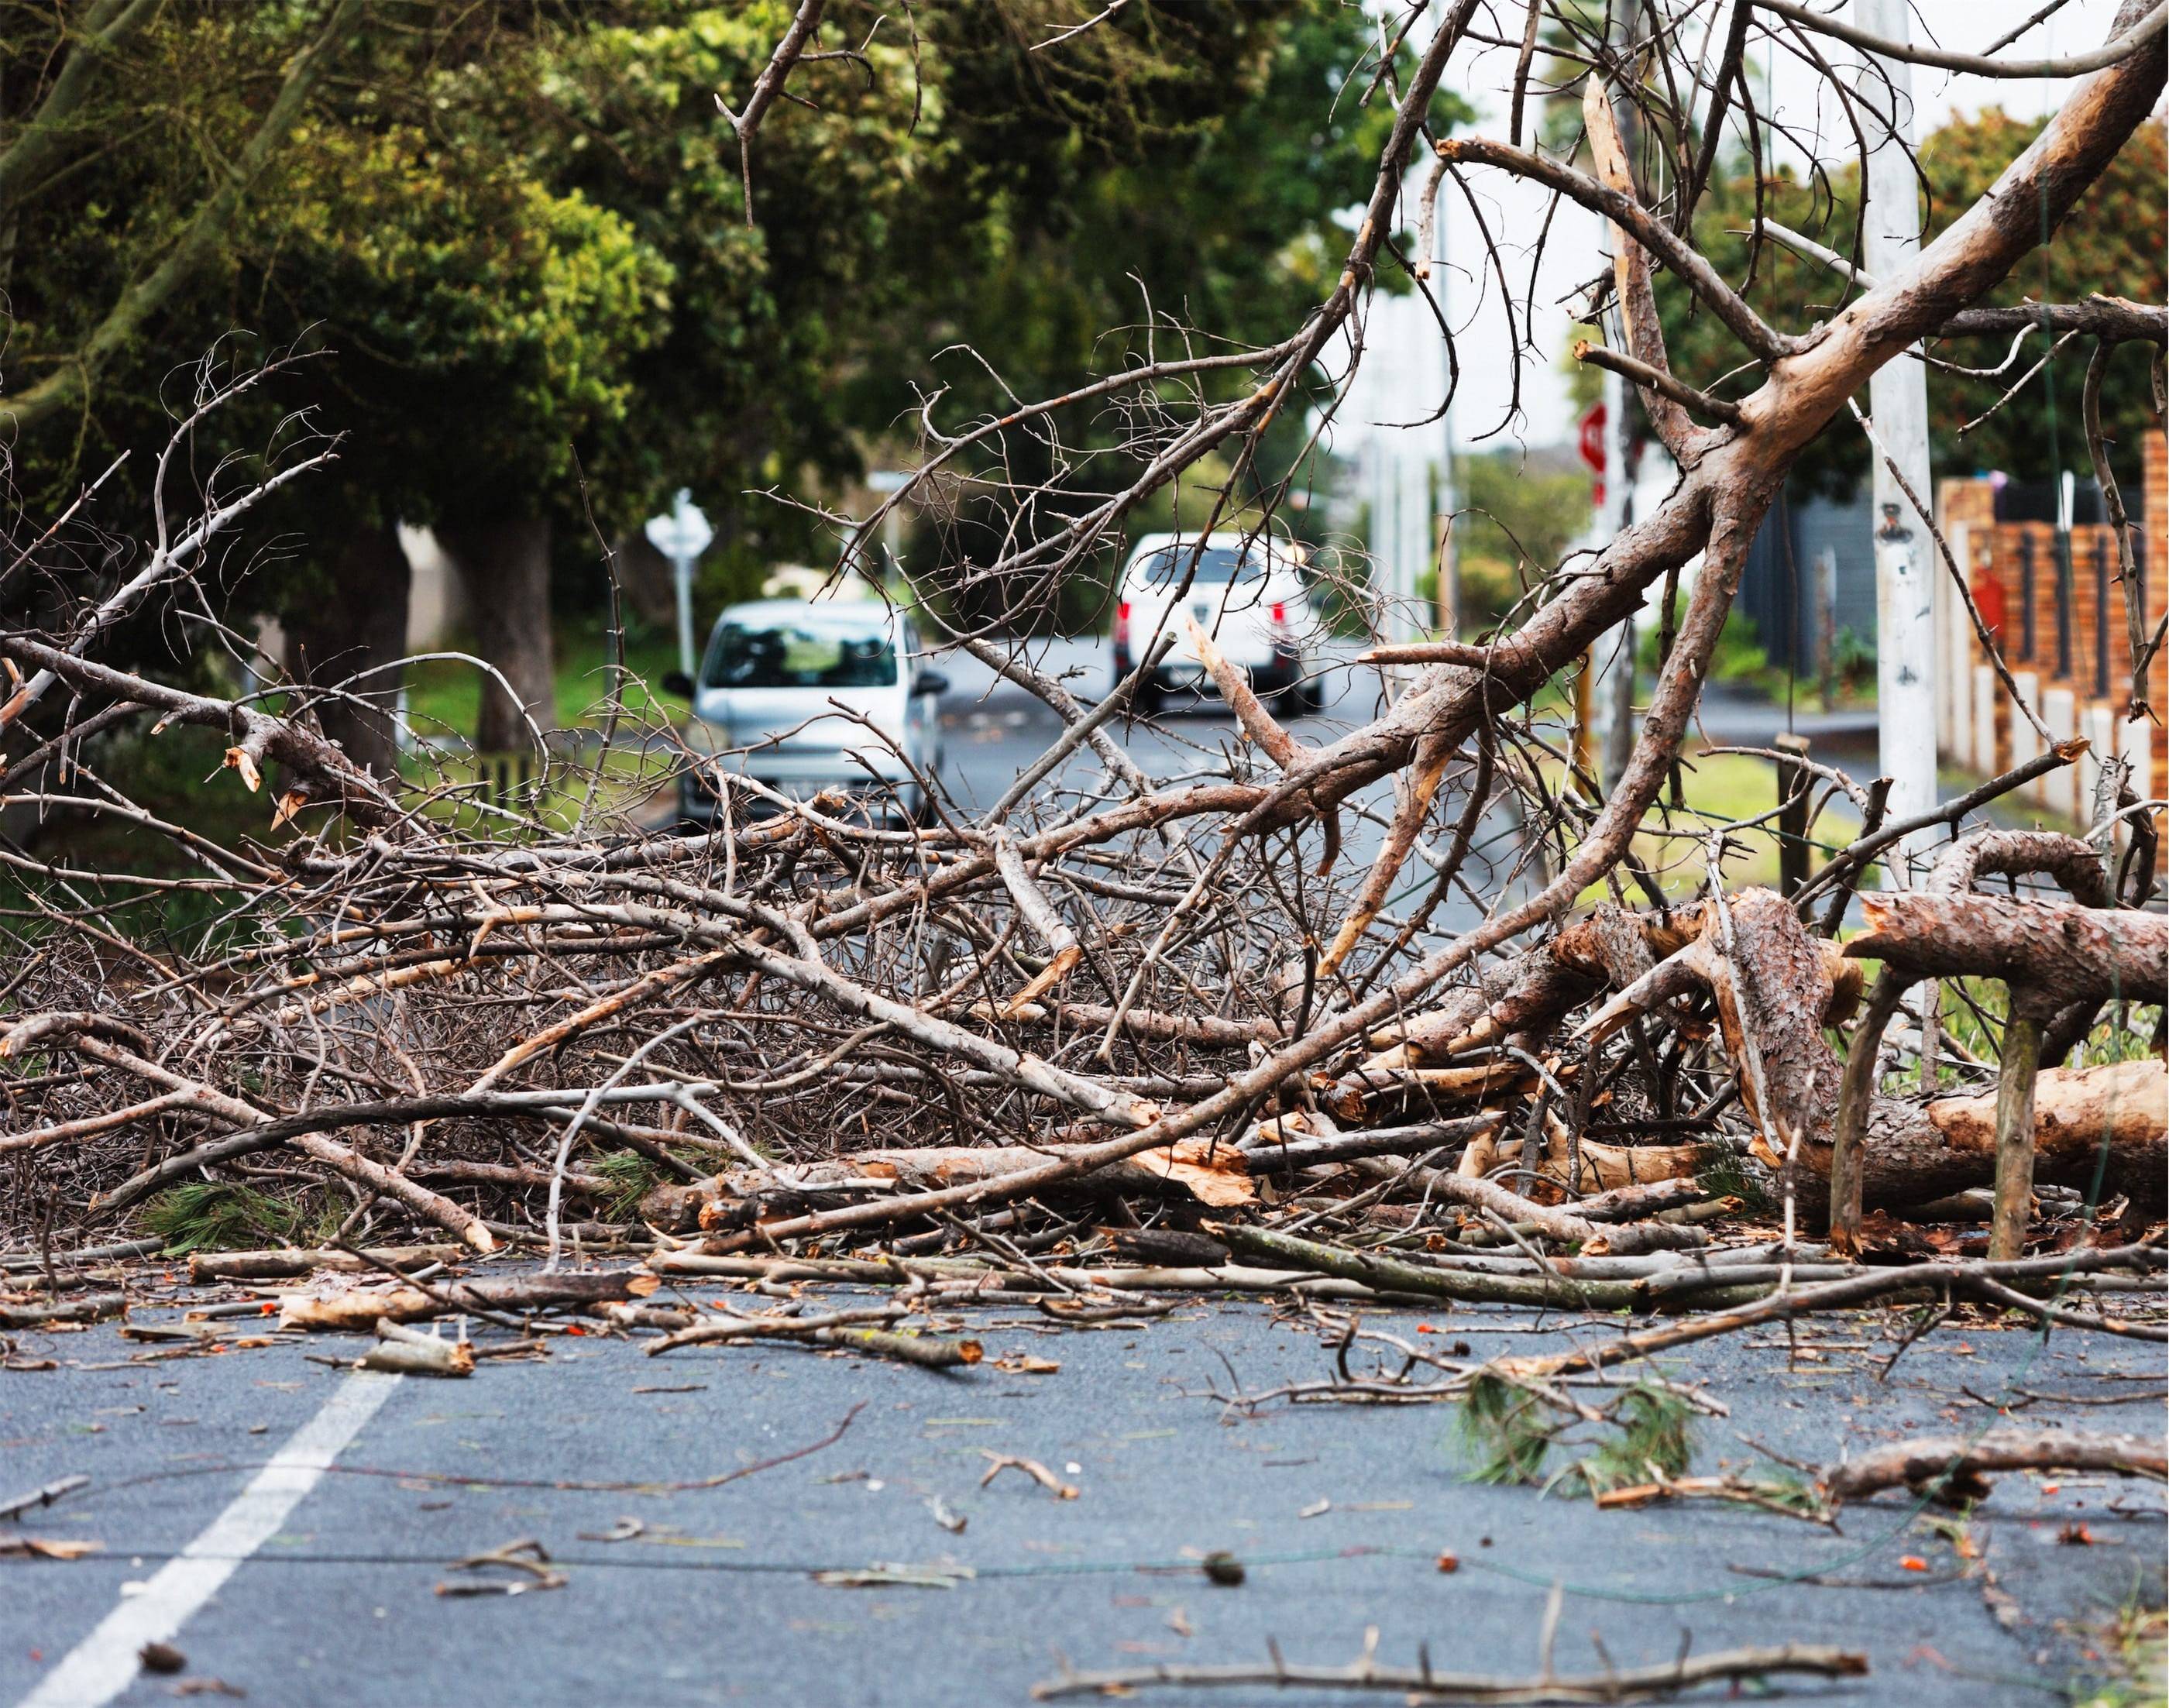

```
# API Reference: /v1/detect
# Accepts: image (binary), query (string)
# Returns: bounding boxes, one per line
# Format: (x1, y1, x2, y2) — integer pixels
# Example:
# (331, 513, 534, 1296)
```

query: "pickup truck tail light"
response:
(1115, 600, 1132, 651)
(1269, 602, 1288, 627)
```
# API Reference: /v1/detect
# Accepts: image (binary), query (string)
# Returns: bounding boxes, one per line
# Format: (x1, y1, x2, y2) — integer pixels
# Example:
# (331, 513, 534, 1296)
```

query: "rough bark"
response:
(1848, 892, 2168, 1017)
(441, 515, 556, 751)
(284, 523, 411, 780)
(1335, 906, 1700, 1103)
(276, 1268, 641, 1331)
(1595, 888, 2165, 1211)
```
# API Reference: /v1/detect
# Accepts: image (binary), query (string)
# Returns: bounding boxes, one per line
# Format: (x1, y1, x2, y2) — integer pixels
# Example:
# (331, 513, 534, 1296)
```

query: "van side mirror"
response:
(662, 670, 695, 698)
(914, 671, 950, 697)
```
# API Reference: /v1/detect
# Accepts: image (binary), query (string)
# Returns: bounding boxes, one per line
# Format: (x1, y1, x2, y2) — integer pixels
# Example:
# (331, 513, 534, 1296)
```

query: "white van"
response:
(669, 600, 946, 826)
(1112, 531, 1318, 714)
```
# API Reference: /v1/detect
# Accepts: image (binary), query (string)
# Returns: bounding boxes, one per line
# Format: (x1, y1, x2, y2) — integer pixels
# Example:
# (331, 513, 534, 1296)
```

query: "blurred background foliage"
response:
(0, 0, 1460, 733)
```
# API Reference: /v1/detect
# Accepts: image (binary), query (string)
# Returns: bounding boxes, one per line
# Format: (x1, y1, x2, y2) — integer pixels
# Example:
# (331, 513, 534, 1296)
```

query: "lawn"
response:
(403, 617, 688, 749)
(1541, 747, 1866, 904)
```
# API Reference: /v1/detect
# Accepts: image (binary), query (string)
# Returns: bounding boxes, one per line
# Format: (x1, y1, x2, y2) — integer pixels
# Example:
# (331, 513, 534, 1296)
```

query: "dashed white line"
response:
(18, 1369, 400, 1708)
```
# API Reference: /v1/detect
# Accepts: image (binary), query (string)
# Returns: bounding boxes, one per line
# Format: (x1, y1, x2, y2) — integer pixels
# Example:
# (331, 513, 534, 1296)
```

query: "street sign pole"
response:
(672, 555, 697, 679)
(644, 490, 713, 682)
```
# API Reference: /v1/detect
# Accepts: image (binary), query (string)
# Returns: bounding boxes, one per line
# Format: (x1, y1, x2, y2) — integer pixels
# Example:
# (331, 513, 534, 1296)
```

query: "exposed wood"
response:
(276, 1270, 643, 1331)
(1824, 1428, 2166, 1504)
(645, 1137, 1257, 1235)
(1990, 1013, 2044, 1261)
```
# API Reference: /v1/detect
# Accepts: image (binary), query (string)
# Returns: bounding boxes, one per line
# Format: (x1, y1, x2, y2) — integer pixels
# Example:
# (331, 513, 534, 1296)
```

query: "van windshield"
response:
(1138, 547, 1265, 588)
(703, 613, 899, 689)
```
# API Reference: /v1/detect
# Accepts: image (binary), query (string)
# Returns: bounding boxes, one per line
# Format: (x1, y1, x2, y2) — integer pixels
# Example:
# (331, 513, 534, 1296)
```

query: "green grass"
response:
(2068, 1586, 2167, 1708)
(405, 743, 678, 837)
(404, 617, 686, 749)
(1545, 749, 1866, 902)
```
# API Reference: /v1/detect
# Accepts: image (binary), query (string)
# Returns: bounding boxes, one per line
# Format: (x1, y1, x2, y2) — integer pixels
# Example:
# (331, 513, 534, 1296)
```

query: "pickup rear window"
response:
(703, 617, 899, 689)
(1136, 547, 1265, 587)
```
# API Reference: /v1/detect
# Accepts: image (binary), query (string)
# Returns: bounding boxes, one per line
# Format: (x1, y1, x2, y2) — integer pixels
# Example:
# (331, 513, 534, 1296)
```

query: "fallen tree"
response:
(0, 2, 2160, 1309)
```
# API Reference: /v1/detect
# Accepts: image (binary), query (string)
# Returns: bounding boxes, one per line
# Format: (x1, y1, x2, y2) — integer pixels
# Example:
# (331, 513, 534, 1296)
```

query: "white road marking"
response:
(19, 1369, 400, 1708)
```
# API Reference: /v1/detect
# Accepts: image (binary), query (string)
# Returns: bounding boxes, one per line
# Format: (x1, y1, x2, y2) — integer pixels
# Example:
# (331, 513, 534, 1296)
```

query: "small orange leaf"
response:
(1899, 1555, 1929, 1572)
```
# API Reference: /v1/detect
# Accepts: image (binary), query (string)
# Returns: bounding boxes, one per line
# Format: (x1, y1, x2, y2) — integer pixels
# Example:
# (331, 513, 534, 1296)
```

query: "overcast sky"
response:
(1337, 0, 2143, 462)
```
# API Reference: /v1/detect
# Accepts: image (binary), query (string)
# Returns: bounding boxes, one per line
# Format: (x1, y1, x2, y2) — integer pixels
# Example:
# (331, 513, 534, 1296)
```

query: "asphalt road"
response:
(3, 1287, 2162, 1707)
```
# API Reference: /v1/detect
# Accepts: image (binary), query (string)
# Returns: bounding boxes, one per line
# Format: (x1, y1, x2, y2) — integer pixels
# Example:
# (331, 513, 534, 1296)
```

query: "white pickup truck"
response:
(1111, 531, 1318, 715)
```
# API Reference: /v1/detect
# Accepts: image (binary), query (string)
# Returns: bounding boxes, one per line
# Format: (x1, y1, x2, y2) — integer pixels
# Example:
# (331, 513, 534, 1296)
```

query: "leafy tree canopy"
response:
(2, 0, 1430, 621)
(1654, 112, 2164, 497)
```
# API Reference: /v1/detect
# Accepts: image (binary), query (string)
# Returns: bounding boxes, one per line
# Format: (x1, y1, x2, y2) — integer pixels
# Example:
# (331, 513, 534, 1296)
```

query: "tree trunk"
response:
(1848, 892, 2167, 1011)
(1811, 1058, 2168, 1211)
(614, 532, 680, 630)
(284, 524, 410, 781)
(442, 516, 555, 752)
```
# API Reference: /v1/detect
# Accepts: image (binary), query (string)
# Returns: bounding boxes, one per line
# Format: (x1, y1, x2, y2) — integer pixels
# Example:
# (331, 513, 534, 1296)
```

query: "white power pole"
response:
(1397, 443, 1429, 642)
(1597, 361, 1637, 790)
(1428, 167, 1456, 639)
(1853, 0, 1937, 880)
(1367, 438, 1394, 637)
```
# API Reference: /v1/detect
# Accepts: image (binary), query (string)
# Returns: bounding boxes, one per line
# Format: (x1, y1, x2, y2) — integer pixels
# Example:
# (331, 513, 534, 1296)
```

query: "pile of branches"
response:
(1, 1, 2164, 1299)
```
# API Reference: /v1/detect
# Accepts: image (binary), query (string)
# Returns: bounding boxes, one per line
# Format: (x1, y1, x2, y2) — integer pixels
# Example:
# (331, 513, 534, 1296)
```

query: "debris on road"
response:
(1029, 1636, 1869, 1702)
(435, 1538, 567, 1597)
(978, 1452, 1080, 1500)
(0, 1473, 90, 1521)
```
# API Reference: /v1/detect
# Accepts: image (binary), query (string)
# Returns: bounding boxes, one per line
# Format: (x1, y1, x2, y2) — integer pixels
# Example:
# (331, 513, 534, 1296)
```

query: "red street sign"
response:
(1578, 401, 1607, 473)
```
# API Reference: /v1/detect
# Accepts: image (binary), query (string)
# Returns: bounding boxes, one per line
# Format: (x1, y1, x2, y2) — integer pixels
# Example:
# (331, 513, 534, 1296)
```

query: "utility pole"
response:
(1853, 0, 1937, 881)
(1428, 165, 1457, 640)
(1397, 439, 1429, 644)
(1592, 2, 1638, 793)
(1598, 361, 1637, 790)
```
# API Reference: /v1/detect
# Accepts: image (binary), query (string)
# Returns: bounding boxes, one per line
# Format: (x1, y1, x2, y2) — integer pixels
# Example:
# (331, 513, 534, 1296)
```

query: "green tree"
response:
(1652, 114, 2165, 497)
(875, 3, 1464, 630)
(1452, 449, 1593, 632)
(1916, 109, 2164, 487)
(1, 0, 1437, 760)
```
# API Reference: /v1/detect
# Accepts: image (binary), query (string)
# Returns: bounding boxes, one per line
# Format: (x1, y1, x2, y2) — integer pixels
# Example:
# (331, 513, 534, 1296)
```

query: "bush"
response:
(1452, 553, 1526, 633)
(1638, 588, 1766, 682)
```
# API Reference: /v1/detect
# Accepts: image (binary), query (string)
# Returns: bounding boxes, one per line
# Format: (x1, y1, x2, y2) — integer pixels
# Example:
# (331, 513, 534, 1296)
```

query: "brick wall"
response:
(1936, 428, 2167, 824)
